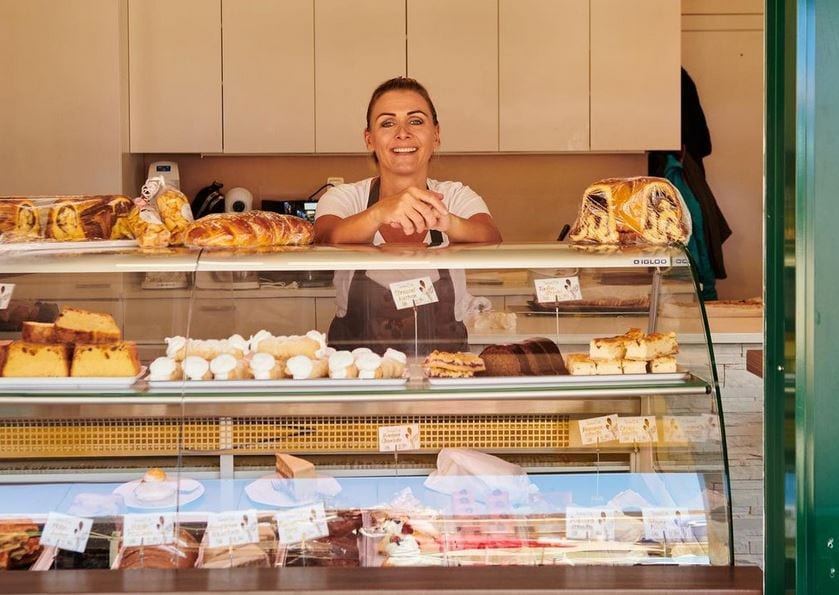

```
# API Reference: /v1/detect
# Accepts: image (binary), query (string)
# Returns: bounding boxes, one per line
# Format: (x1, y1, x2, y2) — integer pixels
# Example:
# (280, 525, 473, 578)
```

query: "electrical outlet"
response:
(327, 176, 344, 186)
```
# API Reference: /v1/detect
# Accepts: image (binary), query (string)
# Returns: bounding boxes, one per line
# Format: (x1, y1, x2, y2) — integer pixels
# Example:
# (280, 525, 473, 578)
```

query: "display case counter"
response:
(0, 243, 733, 579)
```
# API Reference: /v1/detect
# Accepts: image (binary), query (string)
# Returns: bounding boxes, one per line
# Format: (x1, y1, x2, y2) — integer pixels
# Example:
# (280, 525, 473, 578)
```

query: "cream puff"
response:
(149, 356, 182, 381)
(356, 352, 383, 379)
(285, 355, 328, 380)
(328, 351, 358, 379)
(249, 352, 286, 380)
(183, 355, 212, 381)
(209, 353, 250, 380)
(381, 348, 407, 379)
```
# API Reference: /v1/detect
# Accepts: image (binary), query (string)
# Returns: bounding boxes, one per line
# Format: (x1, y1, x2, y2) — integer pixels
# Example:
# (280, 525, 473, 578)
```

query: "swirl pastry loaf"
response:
(107, 195, 136, 239)
(184, 211, 314, 248)
(47, 197, 114, 241)
(0, 198, 42, 240)
(569, 177, 689, 245)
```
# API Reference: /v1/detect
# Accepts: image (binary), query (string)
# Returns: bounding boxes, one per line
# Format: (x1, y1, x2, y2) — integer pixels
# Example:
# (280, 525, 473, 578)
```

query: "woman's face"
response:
(365, 90, 440, 177)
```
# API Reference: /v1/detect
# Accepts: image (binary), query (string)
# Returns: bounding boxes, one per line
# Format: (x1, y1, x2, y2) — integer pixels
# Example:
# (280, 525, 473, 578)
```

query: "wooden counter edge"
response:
(6, 566, 762, 594)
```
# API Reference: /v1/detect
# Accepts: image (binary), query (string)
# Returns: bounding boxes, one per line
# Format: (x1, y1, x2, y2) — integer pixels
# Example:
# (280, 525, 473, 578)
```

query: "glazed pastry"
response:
(257, 333, 321, 359)
(328, 350, 358, 379)
(182, 356, 211, 381)
(285, 355, 328, 380)
(154, 188, 193, 245)
(209, 353, 249, 380)
(47, 197, 114, 241)
(128, 196, 171, 248)
(0, 198, 41, 240)
(249, 352, 286, 380)
(183, 211, 313, 248)
(108, 195, 136, 239)
(380, 348, 407, 379)
(355, 352, 383, 379)
(149, 356, 182, 381)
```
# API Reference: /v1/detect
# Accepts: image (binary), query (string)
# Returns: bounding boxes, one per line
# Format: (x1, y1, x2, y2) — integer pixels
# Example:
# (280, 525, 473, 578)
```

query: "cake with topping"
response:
(423, 351, 486, 378)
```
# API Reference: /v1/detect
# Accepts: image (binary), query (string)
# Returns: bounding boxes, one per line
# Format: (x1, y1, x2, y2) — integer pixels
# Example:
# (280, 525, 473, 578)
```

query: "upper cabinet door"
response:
(499, 0, 589, 152)
(223, 0, 314, 153)
(408, 0, 498, 153)
(590, 0, 680, 151)
(128, 0, 222, 153)
(315, 0, 405, 153)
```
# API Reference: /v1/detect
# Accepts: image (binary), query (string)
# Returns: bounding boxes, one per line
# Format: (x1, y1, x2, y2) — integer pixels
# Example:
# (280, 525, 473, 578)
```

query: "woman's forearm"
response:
(314, 212, 380, 244)
(445, 214, 502, 243)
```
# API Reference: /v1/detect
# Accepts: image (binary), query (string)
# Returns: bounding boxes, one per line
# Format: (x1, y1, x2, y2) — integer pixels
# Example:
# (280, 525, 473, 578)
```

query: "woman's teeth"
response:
(392, 147, 417, 153)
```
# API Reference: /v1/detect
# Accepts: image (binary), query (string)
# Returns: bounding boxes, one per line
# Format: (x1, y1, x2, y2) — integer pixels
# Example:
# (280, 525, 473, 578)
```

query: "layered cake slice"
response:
(1, 341, 69, 377)
(423, 351, 486, 378)
(21, 321, 56, 343)
(275, 453, 316, 479)
(70, 342, 140, 377)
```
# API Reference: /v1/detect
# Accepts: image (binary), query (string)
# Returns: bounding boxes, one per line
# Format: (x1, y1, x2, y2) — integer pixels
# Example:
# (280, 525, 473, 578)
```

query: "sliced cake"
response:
(21, 321, 55, 343)
(54, 307, 120, 344)
(275, 453, 316, 479)
(1, 341, 69, 377)
(565, 353, 597, 376)
(70, 341, 140, 377)
(624, 331, 678, 361)
(423, 351, 486, 378)
(650, 356, 678, 373)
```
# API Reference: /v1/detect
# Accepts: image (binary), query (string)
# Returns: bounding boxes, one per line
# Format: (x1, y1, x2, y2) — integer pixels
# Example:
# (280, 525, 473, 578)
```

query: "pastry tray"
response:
(0, 367, 146, 391)
(0, 239, 138, 253)
(427, 371, 689, 387)
(147, 377, 408, 393)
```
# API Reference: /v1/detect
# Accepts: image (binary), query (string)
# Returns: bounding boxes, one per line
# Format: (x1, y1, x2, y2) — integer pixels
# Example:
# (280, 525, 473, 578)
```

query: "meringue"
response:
(355, 352, 383, 379)
(149, 356, 181, 381)
(183, 356, 211, 381)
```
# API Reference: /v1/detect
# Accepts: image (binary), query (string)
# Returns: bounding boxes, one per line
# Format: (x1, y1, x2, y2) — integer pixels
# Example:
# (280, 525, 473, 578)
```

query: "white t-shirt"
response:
(315, 177, 491, 320)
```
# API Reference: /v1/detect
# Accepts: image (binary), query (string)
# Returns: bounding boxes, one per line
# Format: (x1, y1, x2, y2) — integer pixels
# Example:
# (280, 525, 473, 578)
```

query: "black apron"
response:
(327, 178, 468, 356)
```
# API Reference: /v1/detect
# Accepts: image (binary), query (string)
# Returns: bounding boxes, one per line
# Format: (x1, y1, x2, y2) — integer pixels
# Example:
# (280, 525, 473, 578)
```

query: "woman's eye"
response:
(410, 118, 424, 125)
(380, 120, 395, 128)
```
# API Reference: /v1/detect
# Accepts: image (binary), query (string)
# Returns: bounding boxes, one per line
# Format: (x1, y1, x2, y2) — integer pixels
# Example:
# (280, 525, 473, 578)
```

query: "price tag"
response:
(206, 509, 259, 548)
(534, 277, 582, 303)
(123, 513, 176, 547)
(565, 507, 615, 541)
(617, 416, 658, 444)
(275, 502, 329, 545)
(41, 512, 93, 553)
(662, 416, 709, 444)
(378, 424, 420, 452)
(642, 508, 697, 542)
(578, 415, 619, 445)
(389, 277, 438, 310)
(0, 284, 14, 310)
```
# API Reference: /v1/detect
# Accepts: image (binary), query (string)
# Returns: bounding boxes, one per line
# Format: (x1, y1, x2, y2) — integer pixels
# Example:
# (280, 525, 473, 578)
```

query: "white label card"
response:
(123, 513, 176, 547)
(275, 502, 329, 545)
(378, 424, 421, 452)
(662, 416, 710, 444)
(578, 415, 619, 445)
(41, 512, 93, 553)
(206, 509, 259, 548)
(617, 416, 658, 444)
(565, 507, 616, 541)
(0, 284, 14, 310)
(389, 277, 439, 310)
(534, 277, 582, 303)
(642, 508, 701, 542)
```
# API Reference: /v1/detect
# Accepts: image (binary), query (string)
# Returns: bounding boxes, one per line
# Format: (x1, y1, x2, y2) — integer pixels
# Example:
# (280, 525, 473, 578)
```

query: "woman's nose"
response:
(395, 123, 411, 138)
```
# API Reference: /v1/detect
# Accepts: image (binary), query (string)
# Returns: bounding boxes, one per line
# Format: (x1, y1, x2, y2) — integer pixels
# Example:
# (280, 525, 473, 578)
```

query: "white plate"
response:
(244, 474, 341, 508)
(113, 477, 204, 510)
(0, 367, 146, 390)
(148, 376, 407, 392)
(427, 371, 689, 387)
(0, 239, 138, 253)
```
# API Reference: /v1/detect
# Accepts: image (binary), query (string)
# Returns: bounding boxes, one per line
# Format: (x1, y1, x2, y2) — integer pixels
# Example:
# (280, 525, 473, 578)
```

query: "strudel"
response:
(423, 350, 486, 378)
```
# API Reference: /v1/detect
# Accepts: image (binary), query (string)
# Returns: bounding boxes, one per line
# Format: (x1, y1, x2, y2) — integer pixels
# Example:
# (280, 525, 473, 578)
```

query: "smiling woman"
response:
(313, 77, 501, 355)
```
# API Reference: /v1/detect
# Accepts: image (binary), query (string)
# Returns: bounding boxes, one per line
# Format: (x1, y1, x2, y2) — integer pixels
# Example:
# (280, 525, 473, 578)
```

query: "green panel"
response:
(796, 1, 839, 593)
(765, 0, 797, 593)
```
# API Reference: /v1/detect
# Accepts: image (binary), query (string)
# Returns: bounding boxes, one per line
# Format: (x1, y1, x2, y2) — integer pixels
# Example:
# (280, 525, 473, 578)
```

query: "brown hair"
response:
(365, 77, 439, 130)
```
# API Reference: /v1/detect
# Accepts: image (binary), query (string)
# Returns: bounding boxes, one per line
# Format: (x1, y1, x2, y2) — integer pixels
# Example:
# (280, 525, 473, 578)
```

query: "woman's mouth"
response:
(392, 147, 417, 154)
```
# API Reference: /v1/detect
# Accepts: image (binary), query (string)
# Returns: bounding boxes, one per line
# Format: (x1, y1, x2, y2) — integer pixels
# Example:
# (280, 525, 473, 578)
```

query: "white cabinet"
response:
(407, 0, 498, 153)
(128, 0, 222, 153)
(590, 0, 681, 151)
(222, 0, 314, 153)
(314, 0, 406, 153)
(499, 0, 590, 152)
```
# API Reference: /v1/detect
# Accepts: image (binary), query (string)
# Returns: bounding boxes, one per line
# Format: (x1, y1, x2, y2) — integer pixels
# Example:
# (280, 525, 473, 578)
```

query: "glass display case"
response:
(0, 243, 732, 576)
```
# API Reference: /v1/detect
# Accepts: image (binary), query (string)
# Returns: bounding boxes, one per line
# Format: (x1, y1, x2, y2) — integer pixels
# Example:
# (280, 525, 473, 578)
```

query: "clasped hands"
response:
(373, 187, 451, 235)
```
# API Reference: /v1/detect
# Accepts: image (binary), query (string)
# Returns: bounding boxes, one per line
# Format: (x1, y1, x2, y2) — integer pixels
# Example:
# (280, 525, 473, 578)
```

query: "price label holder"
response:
(565, 507, 615, 541)
(617, 416, 658, 444)
(0, 283, 14, 310)
(533, 276, 582, 342)
(41, 512, 93, 554)
(275, 502, 329, 545)
(641, 508, 694, 543)
(578, 415, 619, 446)
(206, 509, 259, 548)
(389, 277, 439, 358)
(378, 424, 420, 475)
(123, 513, 176, 548)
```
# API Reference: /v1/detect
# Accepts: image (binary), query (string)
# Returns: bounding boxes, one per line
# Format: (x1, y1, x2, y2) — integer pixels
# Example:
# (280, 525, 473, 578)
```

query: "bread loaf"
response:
(0, 198, 42, 240)
(569, 177, 690, 245)
(184, 211, 314, 248)
(47, 197, 114, 241)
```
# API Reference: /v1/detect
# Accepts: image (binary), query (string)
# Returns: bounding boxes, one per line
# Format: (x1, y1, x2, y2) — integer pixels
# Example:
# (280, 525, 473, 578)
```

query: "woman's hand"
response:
(373, 187, 449, 235)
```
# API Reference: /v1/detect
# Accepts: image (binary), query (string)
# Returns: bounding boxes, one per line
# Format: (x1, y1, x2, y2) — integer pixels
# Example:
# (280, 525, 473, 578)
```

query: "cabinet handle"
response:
(75, 283, 111, 289)
(198, 304, 236, 313)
